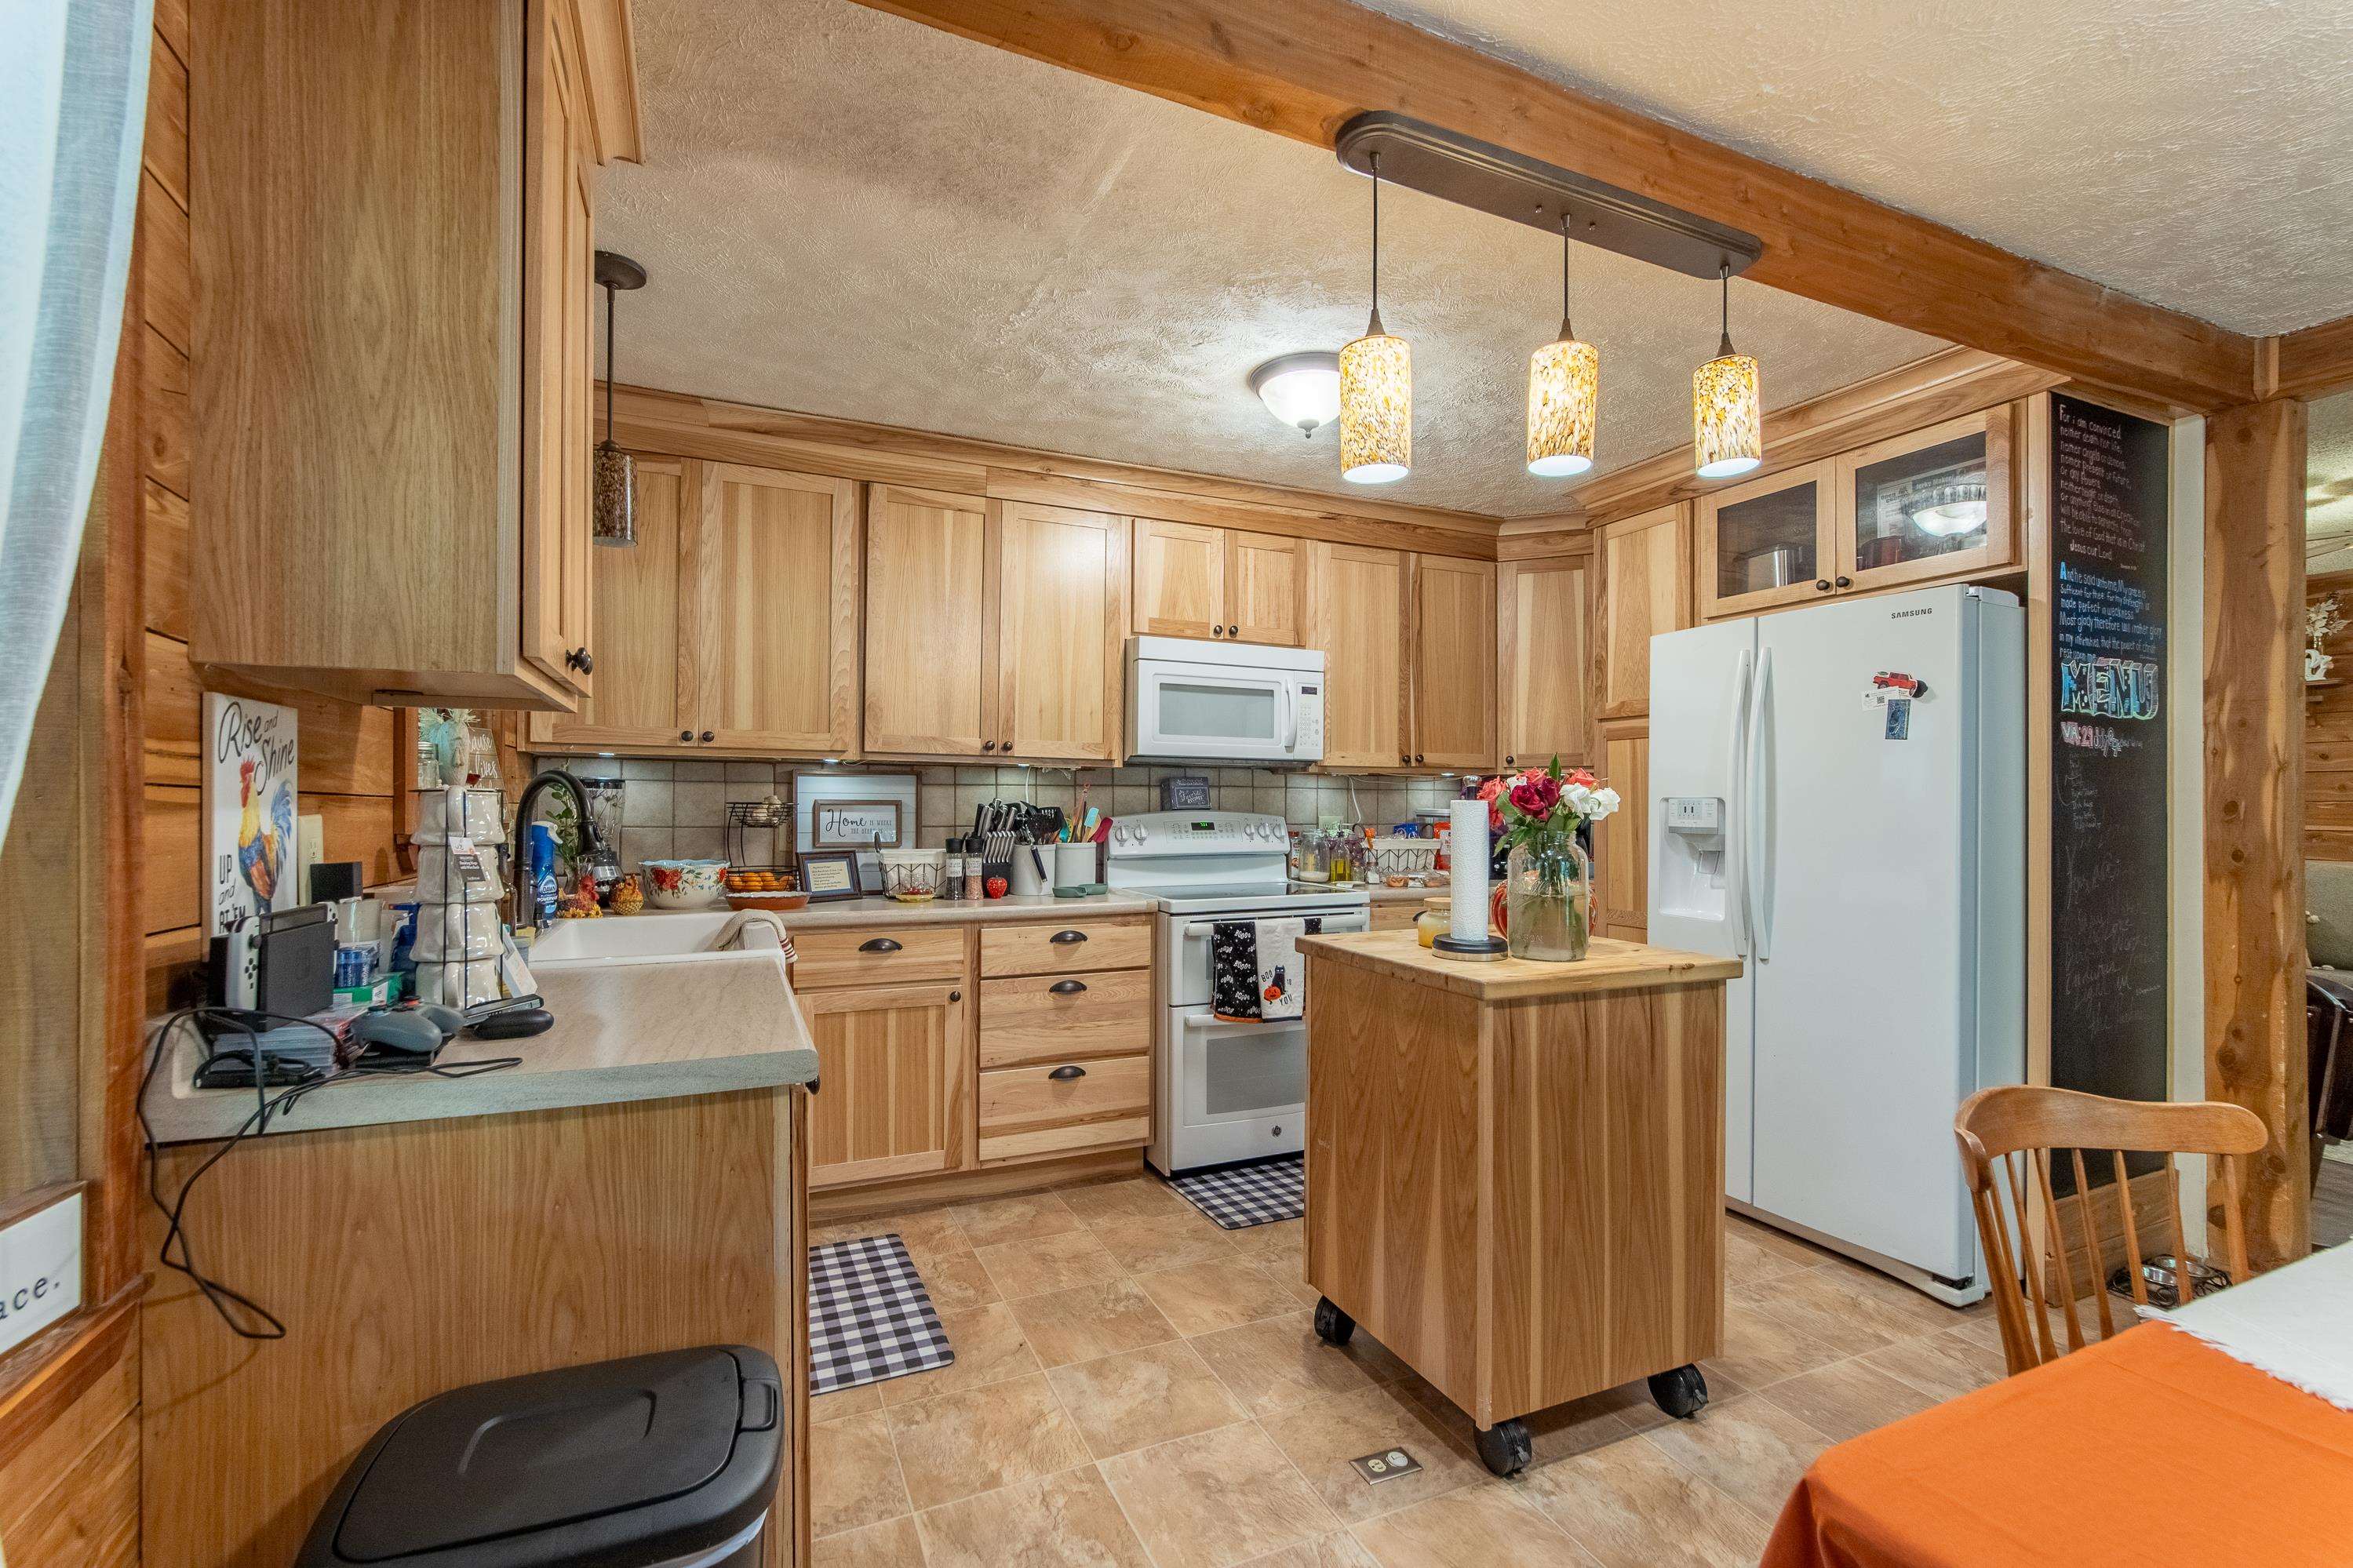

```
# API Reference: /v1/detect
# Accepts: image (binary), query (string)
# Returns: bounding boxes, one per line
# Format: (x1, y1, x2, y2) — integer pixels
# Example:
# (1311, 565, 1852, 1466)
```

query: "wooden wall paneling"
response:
(154, 0, 188, 63)
(139, 329, 189, 503)
(862, 485, 995, 756)
(143, 789, 201, 937)
(843, 1, 2247, 409)
(138, 173, 189, 358)
(300, 791, 403, 890)
(140, 1090, 796, 1568)
(0, 1296, 141, 1567)
(2203, 398, 2311, 1271)
(2304, 566, 2353, 859)
(143, 33, 188, 210)
(141, 477, 188, 638)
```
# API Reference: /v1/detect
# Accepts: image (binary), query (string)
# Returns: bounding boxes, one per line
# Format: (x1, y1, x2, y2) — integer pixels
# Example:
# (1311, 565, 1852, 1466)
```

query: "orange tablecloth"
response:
(1762, 1322, 2353, 1568)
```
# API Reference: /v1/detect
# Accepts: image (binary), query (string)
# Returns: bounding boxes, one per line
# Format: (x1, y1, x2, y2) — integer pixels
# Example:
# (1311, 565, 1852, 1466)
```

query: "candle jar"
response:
(1505, 834, 1591, 962)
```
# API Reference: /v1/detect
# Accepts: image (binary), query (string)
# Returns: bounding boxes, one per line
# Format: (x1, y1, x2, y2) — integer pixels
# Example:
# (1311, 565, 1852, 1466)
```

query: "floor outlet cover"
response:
(1350, 1447, 1424, 1484)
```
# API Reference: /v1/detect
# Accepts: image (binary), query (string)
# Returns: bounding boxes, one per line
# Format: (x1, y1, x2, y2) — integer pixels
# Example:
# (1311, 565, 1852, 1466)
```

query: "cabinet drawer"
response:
(978, 1054, 1150, 1164)
(980, 919, 1150, 977)
(978, 969, 1153, 1068)
(792, 926, 968, 989)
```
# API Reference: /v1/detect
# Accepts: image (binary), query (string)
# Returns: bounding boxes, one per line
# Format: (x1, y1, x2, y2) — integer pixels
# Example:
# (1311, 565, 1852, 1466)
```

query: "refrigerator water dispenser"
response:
(1655, 796, 1727, 921)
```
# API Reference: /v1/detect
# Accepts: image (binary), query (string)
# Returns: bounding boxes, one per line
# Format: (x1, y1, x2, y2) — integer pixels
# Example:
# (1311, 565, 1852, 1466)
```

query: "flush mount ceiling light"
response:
(1527, 217, 1598, 478)
(1692, 263, 1763, 480)
(1906, 480, 1990, 537)
(1339, 151, 1411, 485)
(593, 250, 647, 547)
(1250, 352, 1342, 437)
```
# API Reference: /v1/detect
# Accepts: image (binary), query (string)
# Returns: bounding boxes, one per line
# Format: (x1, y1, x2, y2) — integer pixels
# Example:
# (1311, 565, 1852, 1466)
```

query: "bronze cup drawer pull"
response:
(1049, 929, 1089, 945)
(1048, 979, 1088, 995)
(858, 937, 903, 953)
(1047, 1064, 1087, 1081)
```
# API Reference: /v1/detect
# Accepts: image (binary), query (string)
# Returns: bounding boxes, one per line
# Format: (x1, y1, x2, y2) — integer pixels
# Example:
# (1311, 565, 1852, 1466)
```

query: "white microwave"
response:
(1126, 636, 1324, 764)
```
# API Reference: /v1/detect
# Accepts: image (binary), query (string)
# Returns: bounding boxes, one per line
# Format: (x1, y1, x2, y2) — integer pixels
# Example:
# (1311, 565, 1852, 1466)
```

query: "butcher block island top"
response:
(1296, 930, 1739, 1478)
(1295, 929, 1742, 999)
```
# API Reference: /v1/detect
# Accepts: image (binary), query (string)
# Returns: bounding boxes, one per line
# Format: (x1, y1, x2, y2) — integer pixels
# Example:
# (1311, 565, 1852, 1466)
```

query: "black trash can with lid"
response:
(297, 1344, 784, 1568)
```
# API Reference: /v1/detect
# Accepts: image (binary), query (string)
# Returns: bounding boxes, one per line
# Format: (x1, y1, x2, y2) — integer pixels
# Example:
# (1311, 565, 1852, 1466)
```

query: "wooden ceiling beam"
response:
(849, 0, 2256, 413)
(2266, 314, 2353, 402)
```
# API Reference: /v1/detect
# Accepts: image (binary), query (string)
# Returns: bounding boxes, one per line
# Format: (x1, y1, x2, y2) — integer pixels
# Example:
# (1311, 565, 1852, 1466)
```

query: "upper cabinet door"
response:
(1834, 407, 2016, 595)
(1497, 552, 1593, 770)
(1409, 555, 1497, 770)
(685, 464, 861, 754)
(1598, 503, 1692, 720)
(1697, 460, 1836, 620)
(1226, 531, 1302, 646)
(1304, 543, 1407, 770)
(521, 0, 596, 698)
(1133, 517, 1225, 639)
(996, 502, 1130, 762)
(535, 455, 689, 749)
(864, 486, 995, 757)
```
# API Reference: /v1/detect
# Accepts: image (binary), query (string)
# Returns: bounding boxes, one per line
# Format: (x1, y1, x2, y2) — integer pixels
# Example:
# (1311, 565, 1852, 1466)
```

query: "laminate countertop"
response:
(1298, 930, 1743, 1000)
(774, 891, 1158, 928)
(142, 948, 818, 1145)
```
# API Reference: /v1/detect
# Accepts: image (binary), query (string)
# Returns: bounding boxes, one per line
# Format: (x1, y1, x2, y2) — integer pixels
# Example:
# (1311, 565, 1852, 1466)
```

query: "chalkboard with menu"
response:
(2048, 392, 2170, 1112)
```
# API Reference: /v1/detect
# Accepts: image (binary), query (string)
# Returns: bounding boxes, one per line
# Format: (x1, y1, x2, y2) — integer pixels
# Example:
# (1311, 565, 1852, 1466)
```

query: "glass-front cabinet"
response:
(1834, 408, 2014, 595)
(1697, 406, 2017, 620)
(1697, 459, 1834, 618)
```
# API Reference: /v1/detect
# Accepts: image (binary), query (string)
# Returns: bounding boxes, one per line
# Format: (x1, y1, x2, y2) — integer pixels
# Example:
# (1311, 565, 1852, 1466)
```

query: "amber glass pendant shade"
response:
(1692, 351, 1762, 479)
(593, 440, 636, 546)
(1340, 325, 1412, 484)
(1526, 330, 1597, 478)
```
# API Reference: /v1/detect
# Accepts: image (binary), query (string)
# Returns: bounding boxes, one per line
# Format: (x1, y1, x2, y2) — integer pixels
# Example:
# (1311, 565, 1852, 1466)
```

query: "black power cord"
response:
(139, 1007, 521, 1339)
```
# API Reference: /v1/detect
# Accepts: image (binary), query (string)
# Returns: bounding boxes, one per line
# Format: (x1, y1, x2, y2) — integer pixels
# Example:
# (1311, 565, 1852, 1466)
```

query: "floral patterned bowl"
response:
(641, 858, 730, 909)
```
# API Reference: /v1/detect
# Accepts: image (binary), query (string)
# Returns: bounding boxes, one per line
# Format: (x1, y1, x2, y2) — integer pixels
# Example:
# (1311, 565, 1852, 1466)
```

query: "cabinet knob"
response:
(1834, 575, 1852, 589)
(1048, 930, 1089, 945)
(948, 990, 960, 1002)
(1048, 978, 1088, 995)
(1211, 625, 1223, 637)
(564, 646, 593, 674)
(1414, 753, 1424, 765)
(1814, 579, 1832, 592)
(698, 730, 716, 743)
(1505, 754, 1516, 766)
(1047, 1064, 1087, 1082)
(1227, 624, 1238, 636)
(858, 937, 902, 953)
(679, 729, 694, 742)
(982, 740, 996, 752)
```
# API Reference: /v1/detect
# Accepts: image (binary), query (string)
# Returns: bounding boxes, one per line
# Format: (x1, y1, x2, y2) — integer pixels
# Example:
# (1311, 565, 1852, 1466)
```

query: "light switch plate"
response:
(0, 1189, 82, 1357)
(1349, 1447, 1423, 1484)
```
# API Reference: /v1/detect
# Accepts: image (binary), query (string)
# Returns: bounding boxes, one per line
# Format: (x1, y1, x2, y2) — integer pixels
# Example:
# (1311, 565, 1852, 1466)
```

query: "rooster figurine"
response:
(235, 756, 291, 911)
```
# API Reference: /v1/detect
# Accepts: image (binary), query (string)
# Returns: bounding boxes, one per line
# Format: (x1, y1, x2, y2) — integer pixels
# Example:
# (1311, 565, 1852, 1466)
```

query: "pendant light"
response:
(1339, 153, 1411, 485)
(593, 250, 648, 547)
(1692, 261, 1761, 479)
(1526, 216, 1598, 478)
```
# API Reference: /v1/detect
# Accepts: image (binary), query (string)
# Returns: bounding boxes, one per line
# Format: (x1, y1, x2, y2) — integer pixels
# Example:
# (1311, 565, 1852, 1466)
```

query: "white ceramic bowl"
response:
(642, 859, 730, 909)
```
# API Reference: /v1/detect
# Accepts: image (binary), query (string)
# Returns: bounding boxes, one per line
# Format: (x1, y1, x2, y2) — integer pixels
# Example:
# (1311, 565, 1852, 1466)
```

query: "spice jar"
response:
(1415, 897, 1451, 949)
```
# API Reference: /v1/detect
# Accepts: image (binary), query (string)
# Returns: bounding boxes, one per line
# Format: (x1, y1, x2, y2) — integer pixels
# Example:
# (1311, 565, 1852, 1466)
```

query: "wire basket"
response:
(1366, 836, 1441, 885)
(727, 798, 790, 871)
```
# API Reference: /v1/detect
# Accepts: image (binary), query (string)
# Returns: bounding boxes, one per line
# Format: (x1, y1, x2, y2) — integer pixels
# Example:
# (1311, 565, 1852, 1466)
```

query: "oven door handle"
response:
(1181, 914, 1371, 940)
(1182, 1014, 1305, 1035)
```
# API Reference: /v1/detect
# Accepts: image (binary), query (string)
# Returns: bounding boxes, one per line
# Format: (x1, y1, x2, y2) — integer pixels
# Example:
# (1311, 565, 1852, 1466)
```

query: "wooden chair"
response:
(1953, 1086, 2267, 1374)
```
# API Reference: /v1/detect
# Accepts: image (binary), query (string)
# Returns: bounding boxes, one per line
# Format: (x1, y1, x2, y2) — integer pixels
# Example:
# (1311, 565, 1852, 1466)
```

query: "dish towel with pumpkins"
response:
(1211, 917, 1320, 1022)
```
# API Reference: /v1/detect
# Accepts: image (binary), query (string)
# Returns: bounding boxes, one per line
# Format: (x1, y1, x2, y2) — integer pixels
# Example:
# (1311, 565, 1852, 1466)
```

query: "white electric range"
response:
(1102, 811, 1371, 1174)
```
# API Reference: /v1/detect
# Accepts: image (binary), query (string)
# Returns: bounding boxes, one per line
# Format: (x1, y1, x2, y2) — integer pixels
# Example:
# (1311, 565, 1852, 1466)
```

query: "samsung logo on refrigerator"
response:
(1889, 608, 1936, 620)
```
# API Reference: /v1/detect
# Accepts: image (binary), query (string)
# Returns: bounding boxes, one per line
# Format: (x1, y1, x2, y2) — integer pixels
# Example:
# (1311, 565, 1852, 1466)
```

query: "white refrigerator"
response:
(1648, 584, 2024, 1305)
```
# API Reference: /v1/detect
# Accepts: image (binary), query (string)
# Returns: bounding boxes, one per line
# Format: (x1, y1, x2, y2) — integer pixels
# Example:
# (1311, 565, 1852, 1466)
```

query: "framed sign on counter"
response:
(2043, 391, 2172, 1131)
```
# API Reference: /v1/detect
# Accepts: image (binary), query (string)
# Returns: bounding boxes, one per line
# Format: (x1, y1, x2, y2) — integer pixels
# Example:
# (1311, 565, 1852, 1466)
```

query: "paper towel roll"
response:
(1449, 800, 1490, 946)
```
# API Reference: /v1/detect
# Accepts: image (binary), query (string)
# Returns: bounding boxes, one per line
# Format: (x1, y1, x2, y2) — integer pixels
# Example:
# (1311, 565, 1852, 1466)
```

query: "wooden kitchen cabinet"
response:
(1696, 460, 1836, 620)
(996, 502, 1131, 762)
(191, 0, 636, 710)
(1598, 504, 1691, 719)
(1496, 551, 1593, 769)
(1832, 407, 2016, 595)
(1408, 554, 1498, 770)
(865, 485, 994, 757)
(1303, 542, 1408, 772)
(800, 980, 971, 1188)
(532, 457, 860, 755)
(1133, 518, 1302, 646)
(1594, 719, 1650, 940)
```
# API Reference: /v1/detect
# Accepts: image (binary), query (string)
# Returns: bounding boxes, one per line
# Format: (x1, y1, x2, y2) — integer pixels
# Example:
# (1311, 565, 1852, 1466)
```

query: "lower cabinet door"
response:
(802, 981, 970, 1188)
(978, 1054, 1149, 1165)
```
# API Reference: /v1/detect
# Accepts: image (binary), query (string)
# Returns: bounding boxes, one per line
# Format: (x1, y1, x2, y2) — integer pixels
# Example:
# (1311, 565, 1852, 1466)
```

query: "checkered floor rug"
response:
(808, 1234, 955, 1395)
(1167, 1155, 1306, 1229)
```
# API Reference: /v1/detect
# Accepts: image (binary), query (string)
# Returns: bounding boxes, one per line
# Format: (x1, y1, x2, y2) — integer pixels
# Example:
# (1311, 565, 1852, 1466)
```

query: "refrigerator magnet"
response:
(1885, 698, 1912, 740)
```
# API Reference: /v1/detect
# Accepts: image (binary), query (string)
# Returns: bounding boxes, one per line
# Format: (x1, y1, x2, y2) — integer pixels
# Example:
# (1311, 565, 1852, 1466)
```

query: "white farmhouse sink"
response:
(528, 909, 778, 966)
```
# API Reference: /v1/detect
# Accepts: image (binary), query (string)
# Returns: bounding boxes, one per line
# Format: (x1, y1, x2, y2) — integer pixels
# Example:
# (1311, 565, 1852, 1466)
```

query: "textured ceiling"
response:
(1367, 0, 2353, 337)
(596, 0, 1944, 518)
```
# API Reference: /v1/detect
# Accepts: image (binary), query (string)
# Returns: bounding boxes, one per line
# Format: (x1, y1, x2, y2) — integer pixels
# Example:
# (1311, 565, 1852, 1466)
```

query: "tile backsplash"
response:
(539, 756, 1466, 871)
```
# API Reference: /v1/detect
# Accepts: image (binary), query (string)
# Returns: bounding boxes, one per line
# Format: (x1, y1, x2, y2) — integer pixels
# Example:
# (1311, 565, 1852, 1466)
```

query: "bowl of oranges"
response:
(723, 867, 808, 913)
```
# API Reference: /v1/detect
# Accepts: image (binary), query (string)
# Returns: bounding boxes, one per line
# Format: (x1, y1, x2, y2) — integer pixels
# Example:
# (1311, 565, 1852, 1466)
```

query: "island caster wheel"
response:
(1474, 1418, 1532, 1478)
(1648, 1364, 1709, 1420)
(1312, 1297, 1356, 1347)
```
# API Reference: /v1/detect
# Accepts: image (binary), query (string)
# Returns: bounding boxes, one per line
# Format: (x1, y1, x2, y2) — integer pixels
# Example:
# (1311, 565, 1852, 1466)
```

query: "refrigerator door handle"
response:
(1747, 646, 1773, 962)
(1729, 649, 1753, 955)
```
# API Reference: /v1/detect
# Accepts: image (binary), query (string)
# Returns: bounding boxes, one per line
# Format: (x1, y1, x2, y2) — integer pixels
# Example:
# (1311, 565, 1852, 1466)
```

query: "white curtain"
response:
(0, 0, 151, 842)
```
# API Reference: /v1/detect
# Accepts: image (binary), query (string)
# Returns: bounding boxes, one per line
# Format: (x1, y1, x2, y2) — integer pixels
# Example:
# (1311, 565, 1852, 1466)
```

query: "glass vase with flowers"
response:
(1477, 759, 1621, 962)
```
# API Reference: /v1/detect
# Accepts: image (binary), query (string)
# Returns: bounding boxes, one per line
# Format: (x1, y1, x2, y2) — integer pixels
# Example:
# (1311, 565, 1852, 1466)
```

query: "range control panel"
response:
(1105, 810, 1288, 854)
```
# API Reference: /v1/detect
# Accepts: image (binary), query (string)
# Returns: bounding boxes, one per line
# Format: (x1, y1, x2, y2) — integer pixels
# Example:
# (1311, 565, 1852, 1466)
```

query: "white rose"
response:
(1588, 787, 1621, 820)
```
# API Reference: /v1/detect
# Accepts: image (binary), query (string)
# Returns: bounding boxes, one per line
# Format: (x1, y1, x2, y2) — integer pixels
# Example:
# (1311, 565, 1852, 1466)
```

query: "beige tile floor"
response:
(809, 1177, 2003, 1568)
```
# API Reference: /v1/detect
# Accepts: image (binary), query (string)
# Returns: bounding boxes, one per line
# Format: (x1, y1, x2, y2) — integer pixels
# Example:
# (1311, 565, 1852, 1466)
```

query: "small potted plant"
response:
(1477, 759, 1621, 962)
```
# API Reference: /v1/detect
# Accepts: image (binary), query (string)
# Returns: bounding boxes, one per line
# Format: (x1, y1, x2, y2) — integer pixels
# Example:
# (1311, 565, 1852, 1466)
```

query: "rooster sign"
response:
(205, 694, 299, 935)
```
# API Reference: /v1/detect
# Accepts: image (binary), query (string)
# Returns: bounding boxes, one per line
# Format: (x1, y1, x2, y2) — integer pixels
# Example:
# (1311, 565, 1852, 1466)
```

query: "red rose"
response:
(1510, 774, 1561, 817)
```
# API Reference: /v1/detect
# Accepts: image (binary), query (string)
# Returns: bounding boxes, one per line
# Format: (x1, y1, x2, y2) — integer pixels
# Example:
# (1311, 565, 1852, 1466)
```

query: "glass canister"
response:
(1415, 897, 1450, 948)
